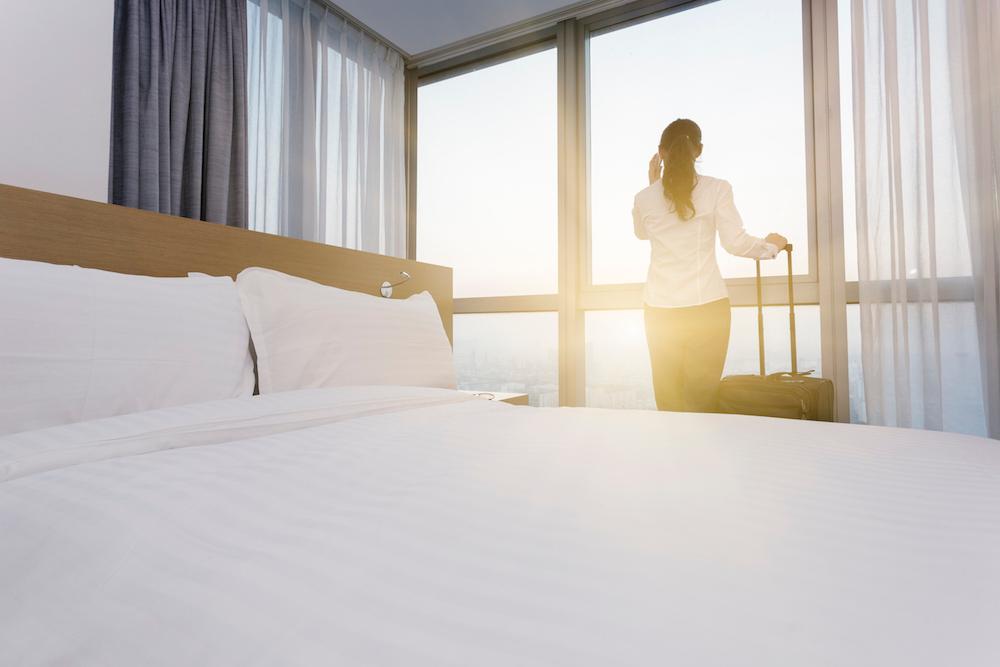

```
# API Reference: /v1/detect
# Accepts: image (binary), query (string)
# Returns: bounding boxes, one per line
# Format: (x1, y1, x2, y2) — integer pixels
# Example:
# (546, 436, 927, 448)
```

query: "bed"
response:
(1, 186, 998, 666)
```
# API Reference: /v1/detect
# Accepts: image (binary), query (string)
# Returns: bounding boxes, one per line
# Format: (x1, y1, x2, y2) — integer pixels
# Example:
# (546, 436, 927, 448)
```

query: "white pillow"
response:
(235, 267, 456, 393)
(0, 258, 255, 435)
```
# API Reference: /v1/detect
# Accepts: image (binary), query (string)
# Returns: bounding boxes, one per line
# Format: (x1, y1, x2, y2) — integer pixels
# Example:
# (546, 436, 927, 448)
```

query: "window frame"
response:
(408, 0, 851, 416)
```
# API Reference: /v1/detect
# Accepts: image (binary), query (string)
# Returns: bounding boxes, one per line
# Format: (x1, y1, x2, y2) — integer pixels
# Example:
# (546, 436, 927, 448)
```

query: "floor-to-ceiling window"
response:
(583, 0, 815, 408)
(414, 0, 837, 412)
(416, 48, 559, 407)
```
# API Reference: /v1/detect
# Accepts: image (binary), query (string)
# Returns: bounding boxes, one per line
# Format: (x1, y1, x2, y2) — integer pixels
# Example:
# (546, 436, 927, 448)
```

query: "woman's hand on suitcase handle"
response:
(765, 233, 789, 251)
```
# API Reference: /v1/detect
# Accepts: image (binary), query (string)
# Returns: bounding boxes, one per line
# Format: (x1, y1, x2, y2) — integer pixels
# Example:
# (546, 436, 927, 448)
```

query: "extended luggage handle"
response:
(754, 243, 798, 377)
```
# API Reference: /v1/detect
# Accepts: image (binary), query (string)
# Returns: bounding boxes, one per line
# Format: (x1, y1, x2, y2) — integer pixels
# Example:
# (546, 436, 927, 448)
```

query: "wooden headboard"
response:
(0, 184, 453, 340)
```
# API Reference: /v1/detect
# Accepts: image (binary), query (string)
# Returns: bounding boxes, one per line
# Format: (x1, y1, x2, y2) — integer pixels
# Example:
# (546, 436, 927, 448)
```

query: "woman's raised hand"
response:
(648, 153, 663, 185)
(765, 233, 789, 250)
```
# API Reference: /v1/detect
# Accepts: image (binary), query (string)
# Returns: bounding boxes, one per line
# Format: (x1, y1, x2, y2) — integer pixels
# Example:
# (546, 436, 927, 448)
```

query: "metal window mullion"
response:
(557, 19, 588, 407)
(454, 295, 561, 314)
(844, 278, 975, 304)
(577, 282, 822, 310)
(404, 68, 418, 260)
(806, 0, 850, 421)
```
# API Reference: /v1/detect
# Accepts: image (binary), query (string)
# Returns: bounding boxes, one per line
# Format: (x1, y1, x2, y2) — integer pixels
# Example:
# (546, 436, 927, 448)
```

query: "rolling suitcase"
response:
(718, 244, 835, 421)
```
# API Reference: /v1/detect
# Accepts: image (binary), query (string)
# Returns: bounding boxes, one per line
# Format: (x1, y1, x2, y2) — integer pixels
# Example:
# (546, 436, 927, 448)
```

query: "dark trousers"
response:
(644, 298, 731, 412)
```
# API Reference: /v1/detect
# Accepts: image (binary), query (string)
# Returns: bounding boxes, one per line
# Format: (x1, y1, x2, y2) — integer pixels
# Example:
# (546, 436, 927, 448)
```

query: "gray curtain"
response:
(110, 0, 248, 228)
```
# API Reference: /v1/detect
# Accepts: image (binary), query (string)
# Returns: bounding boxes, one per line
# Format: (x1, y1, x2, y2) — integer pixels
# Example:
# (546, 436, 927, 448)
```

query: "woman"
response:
(633, 118, 787, 412)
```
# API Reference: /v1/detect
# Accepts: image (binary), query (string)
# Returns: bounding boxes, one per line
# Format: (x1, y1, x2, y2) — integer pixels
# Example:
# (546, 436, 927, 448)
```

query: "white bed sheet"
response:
(1, 386, 998, 666)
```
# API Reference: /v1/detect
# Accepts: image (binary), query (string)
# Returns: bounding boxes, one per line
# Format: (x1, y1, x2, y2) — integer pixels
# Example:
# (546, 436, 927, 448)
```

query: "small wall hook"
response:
(380, 271, 411, 298)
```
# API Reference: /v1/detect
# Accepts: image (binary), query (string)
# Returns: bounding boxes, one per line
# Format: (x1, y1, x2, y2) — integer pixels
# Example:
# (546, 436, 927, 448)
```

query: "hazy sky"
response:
(417, 50, 558, 297)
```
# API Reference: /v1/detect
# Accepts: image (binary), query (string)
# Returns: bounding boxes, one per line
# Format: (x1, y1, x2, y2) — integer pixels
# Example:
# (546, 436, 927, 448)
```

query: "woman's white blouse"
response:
(633, 175, 778, 308)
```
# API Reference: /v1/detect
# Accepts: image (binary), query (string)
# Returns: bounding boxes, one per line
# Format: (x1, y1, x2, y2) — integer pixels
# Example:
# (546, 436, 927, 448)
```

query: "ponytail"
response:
(658, 119, 702, 221)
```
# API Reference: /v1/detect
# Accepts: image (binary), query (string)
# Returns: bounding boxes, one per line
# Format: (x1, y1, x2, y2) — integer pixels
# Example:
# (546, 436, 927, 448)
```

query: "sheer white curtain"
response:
(850, 0, 995, 436)
(246, 0, 405, 256)
(947, 0, 1000, 439)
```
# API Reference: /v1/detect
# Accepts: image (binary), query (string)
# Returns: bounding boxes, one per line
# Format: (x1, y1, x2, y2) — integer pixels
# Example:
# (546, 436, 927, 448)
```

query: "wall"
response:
(0, 0, 115, 202)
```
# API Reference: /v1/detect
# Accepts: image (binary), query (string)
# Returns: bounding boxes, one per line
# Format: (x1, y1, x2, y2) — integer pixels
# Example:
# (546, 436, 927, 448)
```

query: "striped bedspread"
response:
(1, 386, 998, 665)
